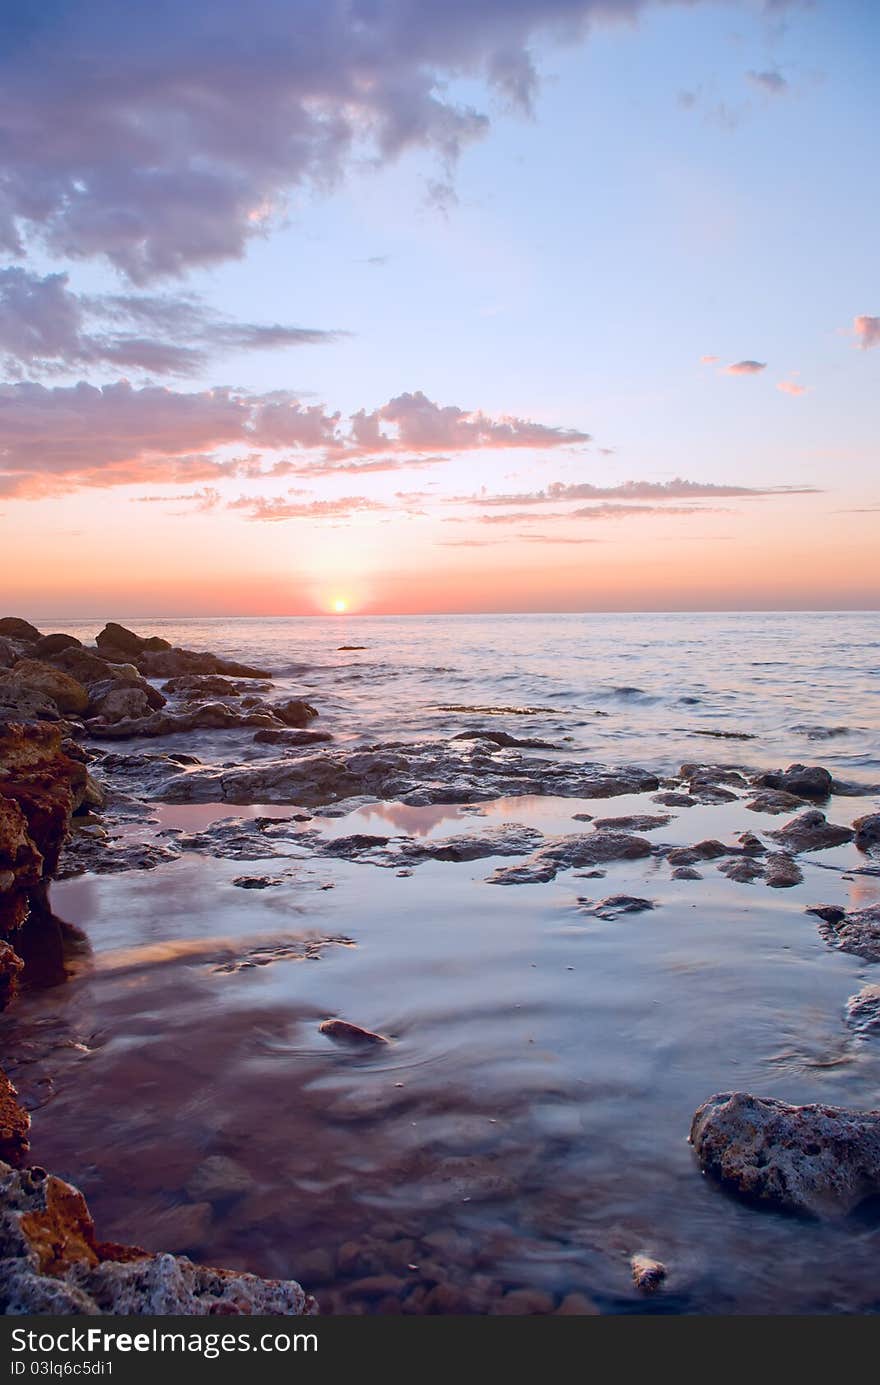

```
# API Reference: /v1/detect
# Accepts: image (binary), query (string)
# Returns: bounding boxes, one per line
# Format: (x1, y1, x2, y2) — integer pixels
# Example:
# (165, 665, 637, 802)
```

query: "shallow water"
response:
(4, 612, 880, 1313)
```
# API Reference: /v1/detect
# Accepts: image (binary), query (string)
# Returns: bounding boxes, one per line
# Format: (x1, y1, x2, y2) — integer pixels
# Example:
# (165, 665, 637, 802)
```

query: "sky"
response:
(0, 0, 877, 617)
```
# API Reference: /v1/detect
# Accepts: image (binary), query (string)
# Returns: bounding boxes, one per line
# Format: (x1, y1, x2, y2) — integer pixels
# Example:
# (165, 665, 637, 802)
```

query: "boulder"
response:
(0, 1071, 30, 1165)
(853, 813, 880, 852)
(808, 902, 880, 962)
(0, 660, 89, 715)
(690, 1091, 880, 1216)
(769, 809, 854, 853)
(89, 686, 152, 724)
(319, 1018, 388, 1047)
(0, 1162, 316, 1315)
(95, 623, 172, 656)
(845, 985, 880, 1038)
(0, 619, 41, 644)
(0, 722, 88, 886)
(34, 634, 81, 658)
(270, 699, 319, 728)
(755, 764, 833, 800)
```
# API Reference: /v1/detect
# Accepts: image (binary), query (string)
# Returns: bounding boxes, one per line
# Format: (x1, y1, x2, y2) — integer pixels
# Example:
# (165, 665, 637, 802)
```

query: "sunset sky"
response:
(1, 0, 877, 617)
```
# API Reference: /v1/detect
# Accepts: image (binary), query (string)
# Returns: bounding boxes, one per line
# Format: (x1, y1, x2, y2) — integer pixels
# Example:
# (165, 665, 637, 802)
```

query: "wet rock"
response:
(495, 1288, 556, 1315)
(808, 902, 880, 962)
(0, 660, 89, 715)
(212, 935, 353, 973)
(763, 853, 803, 889)
(577, 895, 655, 919)
(139, 648, 271, 680)
(745, 789, 809, 815)
(162, 674, 242, 698)
(631, 1254, 666, 1292)
(451, 730, 559, 750)
(755, 764, 833, 800)
(231, 876, 282, 889)
(253, 728, 333, 747)
(853, 813, 880, 852)
(88, 703, 283, 740)
(769, 810, 854, 853)
(0, 619, 41, 644)
(96, 623, 173, 656)
(666, 840, 728, 866)
(845, 985, 880, 1038)
(338, 645, 367, 651)
(652, 791, 697, 807)
(0, 1162, 315, 1314)
(681, 764, 747, 788)
(0, 1071, 30, 1165)
(271, 699, 319, 728)
(0, 792, 43, 935)
(690, 1091, 880, 1216)
(718, 857, 764, 884)
(487, 832, 651, 885)
(593, 813, 672, 831)
(185, 1156, 254, 1203)
(685, 728, 756, 740)
(736, 832, 766, 855)
(672, 866, 702, 880)
(0, 941, 25, 1006)
(89, 685, 152, 724)
(319, 1018, 389, 1047)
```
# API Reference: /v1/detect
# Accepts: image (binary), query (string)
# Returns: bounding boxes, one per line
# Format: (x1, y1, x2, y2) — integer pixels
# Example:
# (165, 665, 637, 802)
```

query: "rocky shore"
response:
(2, 616, 880, 1314)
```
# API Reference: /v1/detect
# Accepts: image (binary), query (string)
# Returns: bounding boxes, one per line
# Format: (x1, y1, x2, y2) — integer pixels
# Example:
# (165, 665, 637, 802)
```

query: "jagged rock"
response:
(853, 813, 880, 852)
(577, 895, 655, 919)
(808, 902, 880, 961)
(87, 703, 283, 740)
(34, 634, 81, 658)
(89, 686, 153, 724)
(86, 669, 166, 714)
(139, 648, 271, 679)
(0, 942, 25, 1007)
(666, 840, 728, 866)
(718, 857, 764, 884)
(0, 619, 40, 644)
(652, 791, 697, 807)
(755, 764, 833, 800)
(845, 985, 880, 1038)
(0, 723, 88, 876)
(0, 661, 89, 715)
(451, 730, 559, 750)
(769, 810, 854, 853)
(0, 1072, 29, 1165)
(631, 1254, 666, 1291)
(96, 623, 172, 656)
(0, 793, 43, 934)
(736, 832, 766, 855)
(763, 852, 803, 888)
(0, 1162, 315, 1314)
(487, 832, 651, 885)
(162, 675, 243, 698)
(0, 641, 19, 671)
(690, 1091, 880, 1216)
(672, 866, 702, 880)
(319, 1018, 388, 1046)
(271, 699, 319, 728)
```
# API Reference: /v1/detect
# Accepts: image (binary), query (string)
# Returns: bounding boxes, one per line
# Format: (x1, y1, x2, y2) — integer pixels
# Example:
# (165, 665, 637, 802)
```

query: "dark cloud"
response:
(747, 69, 788, 95)
(0, 267, 342, 376)
(724, 359, 767, 375)
(0, 1, 780, 282)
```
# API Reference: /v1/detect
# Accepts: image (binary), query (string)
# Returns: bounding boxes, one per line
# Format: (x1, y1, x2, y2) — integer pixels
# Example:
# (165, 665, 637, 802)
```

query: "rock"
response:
(495, 1288, 556, 1315)
(487, 832, 652, 885)
(162, 675, 243, 698)
(0, 640, 19, 671)
(0, 684, 62, 723)
(0, 941, 25, 1006)
(853, 813, 880, 852)
(672, 866, 702, 880)
(0, 722, 88, 876)
(0, 619, 41, 643)
(652, 791, 697, 807)
(769, 810, 854, 853)
(592, 814, 672, 831)
(0, 1071, 30, 1165)
(845, 985, 880, 1038)
(96, 623, 172, 656)
(185, 1156, 254, 1203)
(666, 840, 728, 866)
(319, 1018, 389, 1047)
(139, 649, 271, 679)
(756, 764, 833, 800)
(253, 729, 333, 746)
(0, 793, 43, 934)
(34, 634, 81, 658)
(577, 895, 655, 919)
(808, 902, 880, 961)
(231, 876, 282, 889)
(451, 730, 559, 750)
(271, 699, 319, 728)
(763, 852, 803, 888)
(745, 789, 808, 815)
(87, 703, 283, 739)
(737, 832, 766, 855)
(718, 857, 764, 884)
(631, 1254, 666, 1291)
(0, 1162, 315, 1314)
(690, 1091, 880, 1216)
(0, 660, 89, 715)
(89, 685, 152, 724)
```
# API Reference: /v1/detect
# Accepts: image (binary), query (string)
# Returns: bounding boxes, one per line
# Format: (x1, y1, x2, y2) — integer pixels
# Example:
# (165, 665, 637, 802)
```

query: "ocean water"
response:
(4, 610, 880, 1315)
(55, 610, 880, 777)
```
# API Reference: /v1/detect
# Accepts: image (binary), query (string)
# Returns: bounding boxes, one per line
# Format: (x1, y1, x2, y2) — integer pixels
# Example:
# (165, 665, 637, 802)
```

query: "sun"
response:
(333, 599, 347, 614)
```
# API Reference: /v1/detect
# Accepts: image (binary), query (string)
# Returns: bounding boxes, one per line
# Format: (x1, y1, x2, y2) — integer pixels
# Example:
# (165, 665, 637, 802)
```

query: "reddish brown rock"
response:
(0, 660, 89, 715)
(0, 1071, 30, 1166)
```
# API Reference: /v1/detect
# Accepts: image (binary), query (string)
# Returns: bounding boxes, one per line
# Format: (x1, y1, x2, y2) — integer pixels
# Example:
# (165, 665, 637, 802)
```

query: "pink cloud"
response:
(854, 315, 880, 349)
(724, 360, 767, 375)
(776, 379, 808, 396)
(700, 354, 719, 364)
(229, 495, 388, 522)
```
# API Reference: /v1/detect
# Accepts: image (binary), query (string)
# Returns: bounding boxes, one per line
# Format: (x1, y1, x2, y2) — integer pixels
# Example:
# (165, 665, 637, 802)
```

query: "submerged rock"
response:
(630, 1254, 666, 1292)
(808, 902, 880, 962)
(577, 895, 655, 919)
(0, 1162, 315, 1314)
(763, 853, 803, 889)
(769, 810, 854, 853)
(487, 832, 651, 885)
(592, 814, 672, 832)
(690, 1091, 880, 1216)
(845, 985, 880, 1038)
(319, 1018, 388, 1047)
(853, 813, 880, 852)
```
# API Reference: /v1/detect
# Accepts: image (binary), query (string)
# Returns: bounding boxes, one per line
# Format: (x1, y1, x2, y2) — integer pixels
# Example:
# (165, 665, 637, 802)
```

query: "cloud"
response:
(747, 69, 788, 95)
(0, 267, 342, 377)
(724, 360, 767, 375)
(0, 1, 761, 283)
(0, 380, 586, 497)
(229, 494, 388, 522)
(473, 503, 727, 524)
(853, 315, 880, 350)
(133, 487, 222, 511)
(458, 478, 815, 507)
(777, 378, 808, 396)
(700, 354, 719, 364)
